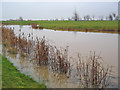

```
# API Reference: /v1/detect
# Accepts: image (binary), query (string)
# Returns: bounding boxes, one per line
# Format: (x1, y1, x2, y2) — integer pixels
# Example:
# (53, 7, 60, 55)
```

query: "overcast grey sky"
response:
(2, 2, 118, 20)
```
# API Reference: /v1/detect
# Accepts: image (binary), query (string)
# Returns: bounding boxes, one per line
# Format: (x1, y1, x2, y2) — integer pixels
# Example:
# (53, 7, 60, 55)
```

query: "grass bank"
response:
(0, 54, 46, 88)
(2, 20, 118, 33)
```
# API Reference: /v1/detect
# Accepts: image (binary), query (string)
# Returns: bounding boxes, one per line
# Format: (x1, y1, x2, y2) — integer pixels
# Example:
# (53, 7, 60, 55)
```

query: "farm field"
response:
(2, 20, 118, 33)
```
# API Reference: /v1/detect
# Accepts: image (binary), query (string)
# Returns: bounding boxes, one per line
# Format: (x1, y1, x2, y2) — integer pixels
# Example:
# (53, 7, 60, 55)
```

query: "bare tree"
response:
(115, 16, 119, 21)
(112, 13, 117, 20)
(99, 16, 104, 21)
(84, 15, 90, 21)
(84, 16, 87, 21)
(72, 10, 79, 21)
(19, 16, 23, 21)
(68, 17, 71, 21)
(61, 17, 64, 21)
(106, 17, 108, 21)
(92, 15, 95, 21)
(109, 14, 113, 21)
(112, 13, 116, 18)
(85, 15, 91, 21)
(55, 18, 58, 21)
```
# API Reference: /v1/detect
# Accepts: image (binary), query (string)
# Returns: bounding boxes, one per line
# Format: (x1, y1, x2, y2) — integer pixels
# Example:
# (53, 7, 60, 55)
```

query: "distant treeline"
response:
(71, 10, 118, 21)
(5, 11, 119, 21)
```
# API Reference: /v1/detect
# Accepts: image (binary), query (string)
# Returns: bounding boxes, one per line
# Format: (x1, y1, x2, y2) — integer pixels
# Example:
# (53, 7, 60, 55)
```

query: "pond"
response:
(3, 25, 118, 88)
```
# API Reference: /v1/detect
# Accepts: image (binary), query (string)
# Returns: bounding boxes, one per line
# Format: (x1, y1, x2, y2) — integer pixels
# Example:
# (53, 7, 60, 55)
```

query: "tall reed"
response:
(2, 26, 113, 88)
(76, 52, 112, 88)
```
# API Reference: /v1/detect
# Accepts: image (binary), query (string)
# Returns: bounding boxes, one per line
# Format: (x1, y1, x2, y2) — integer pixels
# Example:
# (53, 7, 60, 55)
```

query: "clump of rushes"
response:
(2, 27, 17, 49)
(48, 46, 70, 74)
(31, 23, 43, 29)
(2, 26, 113, 88)
(31, 23, 38, 29)
(35, 36, 49, 65)
(76, 52, 112, 88)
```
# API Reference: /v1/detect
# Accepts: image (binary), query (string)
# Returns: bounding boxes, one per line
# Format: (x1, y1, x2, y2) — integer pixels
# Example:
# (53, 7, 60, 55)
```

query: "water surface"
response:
(4, 25, 118, 88)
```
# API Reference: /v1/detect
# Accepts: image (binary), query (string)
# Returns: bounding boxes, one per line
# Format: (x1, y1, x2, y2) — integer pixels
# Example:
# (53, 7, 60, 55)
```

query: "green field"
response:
(2, 20, 118, 33)
(0, 55, 46, 88)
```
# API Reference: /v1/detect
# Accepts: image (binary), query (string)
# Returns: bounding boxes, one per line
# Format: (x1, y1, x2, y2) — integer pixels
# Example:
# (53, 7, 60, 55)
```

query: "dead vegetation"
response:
(48, 46, 70, 73)
(2, 26, 113, 88)
(76, 52, 112, 88)
(31, 23, 43, 29)
(35, 37, 49, 65)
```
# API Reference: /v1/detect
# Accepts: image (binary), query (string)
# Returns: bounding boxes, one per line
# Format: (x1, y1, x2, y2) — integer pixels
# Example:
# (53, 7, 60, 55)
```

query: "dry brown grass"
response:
(2, 26, 113, 88)
(48, 46, 70, 73)
(35, 37, 49, 65)
(31, 23, 38, 29)
(2, 27, 16, 48)
(76, 52, 112, 88)
(31, 23, 43, 29)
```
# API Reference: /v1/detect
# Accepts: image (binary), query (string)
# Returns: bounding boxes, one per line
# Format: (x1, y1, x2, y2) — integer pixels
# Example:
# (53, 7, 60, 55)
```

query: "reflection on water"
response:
(4, 49, 82, 88)
(3, 25, 118, 88)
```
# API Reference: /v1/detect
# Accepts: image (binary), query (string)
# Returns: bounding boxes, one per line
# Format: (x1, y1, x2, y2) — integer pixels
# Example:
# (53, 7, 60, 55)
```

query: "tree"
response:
(115, 16, 119, 21)
(84, 15, 91, 21)
(61, 17, 64, 21)
(106, 17, 109, 21)
(68, 17, 71, 21)
(109, 14, 113, 21)
(112, 13, 117, 20)
(19, 16, 23, 21)
(92, 15, 95, 21)
(84, 16, 87, 21)
(72, 10, 79, 21)
(55, 18, 58, 21)
(112, 13, 116, 18)
(99, 16, 104, 21)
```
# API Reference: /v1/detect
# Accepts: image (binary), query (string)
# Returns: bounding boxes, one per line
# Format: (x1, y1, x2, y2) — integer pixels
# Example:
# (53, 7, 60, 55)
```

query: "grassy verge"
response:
(0, 54, 46, 88)
(2, 20, 118, 33)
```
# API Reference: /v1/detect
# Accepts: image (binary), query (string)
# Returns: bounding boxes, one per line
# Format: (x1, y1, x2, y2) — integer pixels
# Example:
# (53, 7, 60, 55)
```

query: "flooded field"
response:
(2, 25, 118, 88)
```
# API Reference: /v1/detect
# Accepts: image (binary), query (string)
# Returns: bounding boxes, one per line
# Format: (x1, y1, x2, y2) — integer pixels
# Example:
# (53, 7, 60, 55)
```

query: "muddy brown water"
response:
(3, 25, 118, 88)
